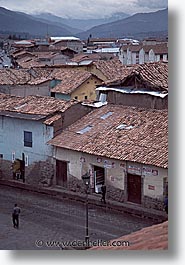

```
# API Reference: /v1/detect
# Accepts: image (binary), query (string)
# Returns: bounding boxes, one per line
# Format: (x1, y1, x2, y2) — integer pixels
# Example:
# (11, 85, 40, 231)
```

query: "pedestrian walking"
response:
(12, 203, 21, 228)
(101, 184, 106, 204)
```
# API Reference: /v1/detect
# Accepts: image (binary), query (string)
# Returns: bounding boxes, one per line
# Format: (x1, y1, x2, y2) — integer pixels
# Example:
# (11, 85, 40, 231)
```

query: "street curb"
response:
(0, 179, 167, 222)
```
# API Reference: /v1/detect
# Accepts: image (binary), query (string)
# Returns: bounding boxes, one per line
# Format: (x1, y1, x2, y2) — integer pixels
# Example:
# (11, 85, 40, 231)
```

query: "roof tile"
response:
(49, 104, 168, 168)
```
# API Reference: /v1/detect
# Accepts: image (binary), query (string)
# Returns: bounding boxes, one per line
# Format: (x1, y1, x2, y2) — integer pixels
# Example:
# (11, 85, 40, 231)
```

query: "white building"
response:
(119, 43, 168, 65)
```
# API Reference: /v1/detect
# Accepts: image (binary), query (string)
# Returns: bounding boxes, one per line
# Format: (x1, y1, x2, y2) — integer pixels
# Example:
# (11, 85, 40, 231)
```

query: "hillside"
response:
(77, 8, 168, 39)
(30, 13, 81, 34)
(0, 7, 168, 40)
(0, 7, 73, 38)
(33, 12, 130, 31)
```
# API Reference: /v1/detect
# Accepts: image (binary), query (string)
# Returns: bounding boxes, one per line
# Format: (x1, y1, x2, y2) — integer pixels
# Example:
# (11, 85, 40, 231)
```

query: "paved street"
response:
(0, 185, 157, 250)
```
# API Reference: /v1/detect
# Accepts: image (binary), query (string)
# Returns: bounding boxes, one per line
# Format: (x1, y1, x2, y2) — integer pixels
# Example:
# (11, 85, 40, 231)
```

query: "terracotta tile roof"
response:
(89, 221, 168, 250)
(50, 69, 95, 94)
(15, 51, 66, 68)
(121, 44, 143, 52)
(49, 104, 168, 168)
(12, 51, 34, 59)
(0, 69, 31, 85)
(93, 58, 132, 80)
(0, 67, 99, 91)
(105, 62, 168, 91)
(43, 113, 62, 125)
(32, 51, 58, 59)
(143, 43, 168, 54)
(71, 53, 101, 63)
(0, 69, 50, 85)
(0, 93, 77, 117)
(121, 43, 168, 54)
(17, 58, 44, 68)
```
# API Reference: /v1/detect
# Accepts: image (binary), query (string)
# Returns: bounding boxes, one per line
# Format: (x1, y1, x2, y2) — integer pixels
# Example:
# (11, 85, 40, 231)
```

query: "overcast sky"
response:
(0, 0, 168, 19)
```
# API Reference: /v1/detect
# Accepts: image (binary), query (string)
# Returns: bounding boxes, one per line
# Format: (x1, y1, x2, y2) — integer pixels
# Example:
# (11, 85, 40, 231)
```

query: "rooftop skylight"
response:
(116, 124, 134, 130)
(77, 125, 93, 134)
(14, 103, 28, 110)
(100, 111, 113, 120)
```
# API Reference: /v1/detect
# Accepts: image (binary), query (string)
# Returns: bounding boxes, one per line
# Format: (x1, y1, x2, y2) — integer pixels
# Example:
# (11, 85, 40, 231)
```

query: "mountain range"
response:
(78, 8, 168, 39)
(0, 7, 168, 40)
(32, 12, 130, 32)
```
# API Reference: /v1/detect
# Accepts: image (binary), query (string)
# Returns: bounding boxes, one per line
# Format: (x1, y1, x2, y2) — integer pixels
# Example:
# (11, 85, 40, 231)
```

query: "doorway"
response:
(94, 165, 105, 193)
(127, 173, 141, 204)
(56, 160, 67, 187)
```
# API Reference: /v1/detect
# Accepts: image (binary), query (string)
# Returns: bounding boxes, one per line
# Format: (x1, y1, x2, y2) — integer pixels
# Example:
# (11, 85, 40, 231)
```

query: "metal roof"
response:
(96, 86, 168, 98)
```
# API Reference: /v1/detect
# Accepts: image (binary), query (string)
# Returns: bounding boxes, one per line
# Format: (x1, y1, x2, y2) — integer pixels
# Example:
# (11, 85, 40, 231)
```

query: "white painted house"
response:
(119, 43, 168, 65)
(0, 94, 91, 185)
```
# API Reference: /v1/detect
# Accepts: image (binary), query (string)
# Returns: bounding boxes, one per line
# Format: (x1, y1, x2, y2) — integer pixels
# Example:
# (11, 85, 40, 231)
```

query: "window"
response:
(24, 131, 32, 147)
(99, 93, 107, 103)
(50, 92, 55, 98)
(74, 96, 78, 100)
(77, 125, 93, 134)
(84, 96, 88, 100)
(0, 154, 3, 159)
(116, 124, 134, 130)
(100, 112, 113, 120)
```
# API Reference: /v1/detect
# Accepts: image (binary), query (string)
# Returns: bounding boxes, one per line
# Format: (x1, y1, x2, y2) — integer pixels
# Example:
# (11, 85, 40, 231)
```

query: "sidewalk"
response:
(0, 179, 167, 222)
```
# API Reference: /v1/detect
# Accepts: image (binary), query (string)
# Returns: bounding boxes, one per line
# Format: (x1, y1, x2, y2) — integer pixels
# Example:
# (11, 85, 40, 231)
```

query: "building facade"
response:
(0, 94, 92, 186)
(52, 148, 168, 210)
(49, 104, 168, 211)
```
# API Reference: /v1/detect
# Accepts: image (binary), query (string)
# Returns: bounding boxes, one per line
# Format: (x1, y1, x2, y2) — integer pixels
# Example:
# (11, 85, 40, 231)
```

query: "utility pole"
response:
(82, 172, 90, 248)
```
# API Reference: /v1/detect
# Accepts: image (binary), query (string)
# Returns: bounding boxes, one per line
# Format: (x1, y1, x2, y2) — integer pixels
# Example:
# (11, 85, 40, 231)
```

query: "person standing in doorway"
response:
(12, 204, 21, 228)
(101, 184, 106, 204)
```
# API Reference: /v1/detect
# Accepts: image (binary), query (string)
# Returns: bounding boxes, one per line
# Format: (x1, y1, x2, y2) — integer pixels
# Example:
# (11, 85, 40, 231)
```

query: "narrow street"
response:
(0, 185, 157, 250)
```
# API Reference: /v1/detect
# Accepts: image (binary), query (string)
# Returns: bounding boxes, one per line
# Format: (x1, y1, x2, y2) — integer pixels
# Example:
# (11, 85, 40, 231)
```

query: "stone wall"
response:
(0, 159, 12, 180)
(0, 159, 54, 187)
(26, 160, 54, 187)
(67, 174, 86, 193)
(106, 184, 125, 203)
(143, 195, 164, 211)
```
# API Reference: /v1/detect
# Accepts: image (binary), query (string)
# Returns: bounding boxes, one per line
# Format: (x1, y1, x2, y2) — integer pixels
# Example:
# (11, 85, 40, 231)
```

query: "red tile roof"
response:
(0, 94, 77, 117)
(89, 221, 168, 250)
(0, 69, 51, 85)
(105, 62, 168, 91)
(93, 58, 132, 80)
(71, 53, 101, 63)
(143, 43, 168, 54)
(49, 104, 168, 168)
(121, 43, 168, 55)
(0, 67, 102, 91)
(51, 69, 93, 94)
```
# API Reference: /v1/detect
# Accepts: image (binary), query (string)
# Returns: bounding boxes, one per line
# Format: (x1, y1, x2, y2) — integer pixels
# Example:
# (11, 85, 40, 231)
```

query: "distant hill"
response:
(0, 7, 73, 38)
(0, 7, 167, 40)
(30, 13, 81, 34)
(33, 12, 130, 32)
(77, 8, 168, 39)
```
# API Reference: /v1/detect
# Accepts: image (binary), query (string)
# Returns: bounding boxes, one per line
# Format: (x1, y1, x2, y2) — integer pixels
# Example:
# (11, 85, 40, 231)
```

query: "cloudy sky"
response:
(0, 0, 168, 19)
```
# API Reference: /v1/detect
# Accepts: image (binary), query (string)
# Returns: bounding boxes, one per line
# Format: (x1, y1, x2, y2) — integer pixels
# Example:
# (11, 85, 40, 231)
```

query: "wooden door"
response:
(127, 174, 141, 204)
(56, 160, 67, 187)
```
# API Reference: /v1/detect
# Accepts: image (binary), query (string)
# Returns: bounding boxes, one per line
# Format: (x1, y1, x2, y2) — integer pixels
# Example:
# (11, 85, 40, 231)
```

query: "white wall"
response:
(0, 115, 54, 164)
(54, 147, 168, 198)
